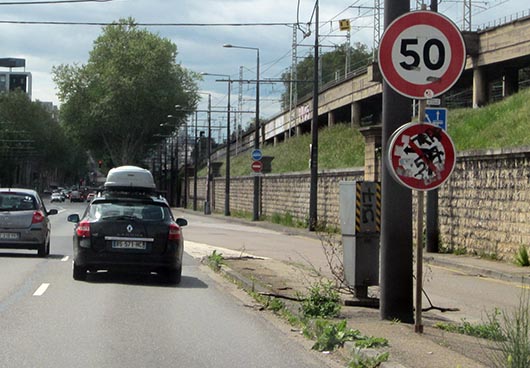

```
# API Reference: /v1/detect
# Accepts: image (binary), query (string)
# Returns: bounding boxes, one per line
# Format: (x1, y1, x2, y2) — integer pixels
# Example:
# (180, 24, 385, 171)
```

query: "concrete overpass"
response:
(249, 13, 530, 150)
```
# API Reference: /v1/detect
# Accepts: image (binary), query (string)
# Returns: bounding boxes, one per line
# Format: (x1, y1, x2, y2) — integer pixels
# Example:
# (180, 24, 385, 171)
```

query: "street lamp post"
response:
(201, 72, 232, 216)
(204, 93, 212, 215)
(183, 118, 189, 208)
(223, 44, 260, 221)
(193, 111, 198, 211)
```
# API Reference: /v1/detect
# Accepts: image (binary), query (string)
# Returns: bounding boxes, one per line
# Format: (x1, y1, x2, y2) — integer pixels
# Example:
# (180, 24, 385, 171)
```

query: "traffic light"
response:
(98, 160, 103, 168)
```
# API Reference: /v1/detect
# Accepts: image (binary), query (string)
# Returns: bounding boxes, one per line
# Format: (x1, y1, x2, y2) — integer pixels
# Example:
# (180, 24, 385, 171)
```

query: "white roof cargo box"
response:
(104, 166, 156, 191)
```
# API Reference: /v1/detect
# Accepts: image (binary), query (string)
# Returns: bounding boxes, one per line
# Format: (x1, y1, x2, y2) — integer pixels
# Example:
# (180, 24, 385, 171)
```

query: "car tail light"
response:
(76, 220, 91, 238)
(32, 211, 45, 224)
(168, 223, 181, 240)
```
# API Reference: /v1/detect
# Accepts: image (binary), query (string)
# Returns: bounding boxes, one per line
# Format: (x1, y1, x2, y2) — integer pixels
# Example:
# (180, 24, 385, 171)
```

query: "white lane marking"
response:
(61, 256, 69, 262)
(33, 283, 50, 296)
(184, 241, 268, 260)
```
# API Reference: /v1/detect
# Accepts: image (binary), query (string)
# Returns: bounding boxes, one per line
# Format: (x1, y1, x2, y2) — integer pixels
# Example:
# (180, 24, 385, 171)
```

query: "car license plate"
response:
(111, 240, 146, 250)
(0, 232, 20, 240)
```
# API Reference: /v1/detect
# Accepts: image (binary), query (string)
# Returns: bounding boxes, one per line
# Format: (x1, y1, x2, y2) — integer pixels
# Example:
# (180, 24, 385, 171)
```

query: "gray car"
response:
(0, 188, 58, 257)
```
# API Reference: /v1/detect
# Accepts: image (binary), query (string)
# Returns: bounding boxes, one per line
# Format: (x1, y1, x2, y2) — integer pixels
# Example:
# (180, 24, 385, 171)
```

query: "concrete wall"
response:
(439, 147, 530, 260)
(188, 147, 530, 261)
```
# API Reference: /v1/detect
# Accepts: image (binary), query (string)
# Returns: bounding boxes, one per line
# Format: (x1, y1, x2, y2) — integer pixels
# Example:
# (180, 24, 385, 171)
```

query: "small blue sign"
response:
(251, 149, 263, 161)
(424, 107, 448, 131)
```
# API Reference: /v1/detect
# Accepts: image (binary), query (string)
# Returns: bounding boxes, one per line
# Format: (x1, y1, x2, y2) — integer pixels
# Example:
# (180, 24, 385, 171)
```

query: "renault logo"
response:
(126, 224, 133, 233)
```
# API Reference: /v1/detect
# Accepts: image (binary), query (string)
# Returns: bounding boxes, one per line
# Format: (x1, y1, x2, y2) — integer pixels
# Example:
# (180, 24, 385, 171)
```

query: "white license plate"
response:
(111, 240, 146, 250)
(0, 232, 20, 240)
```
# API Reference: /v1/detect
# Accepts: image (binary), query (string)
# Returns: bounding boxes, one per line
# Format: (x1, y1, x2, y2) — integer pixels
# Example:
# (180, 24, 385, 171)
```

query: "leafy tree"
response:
(0, 91, 77, 188)
(281, 42, 372, 109)
(53, 18, 199, 166)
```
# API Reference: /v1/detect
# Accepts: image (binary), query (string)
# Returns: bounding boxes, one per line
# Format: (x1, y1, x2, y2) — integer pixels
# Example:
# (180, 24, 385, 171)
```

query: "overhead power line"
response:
(0, 0, 112, 4)
(0, 20, 296, 27)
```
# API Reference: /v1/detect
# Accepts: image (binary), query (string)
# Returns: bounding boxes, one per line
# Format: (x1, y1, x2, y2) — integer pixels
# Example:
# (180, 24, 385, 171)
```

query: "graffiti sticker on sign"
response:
(387, 122, 456, 191)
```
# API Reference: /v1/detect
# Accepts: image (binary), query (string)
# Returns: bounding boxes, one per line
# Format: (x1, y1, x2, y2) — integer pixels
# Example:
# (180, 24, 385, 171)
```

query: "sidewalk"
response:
(177, 209, 526, 368)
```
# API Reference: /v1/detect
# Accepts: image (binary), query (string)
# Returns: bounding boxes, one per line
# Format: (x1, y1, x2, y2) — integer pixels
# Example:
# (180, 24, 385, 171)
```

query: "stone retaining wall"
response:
(187, 147, 530, 260)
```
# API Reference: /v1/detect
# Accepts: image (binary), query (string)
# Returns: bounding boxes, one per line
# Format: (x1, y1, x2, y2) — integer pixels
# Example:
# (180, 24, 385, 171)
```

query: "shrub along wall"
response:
(188, 147, 530, 261)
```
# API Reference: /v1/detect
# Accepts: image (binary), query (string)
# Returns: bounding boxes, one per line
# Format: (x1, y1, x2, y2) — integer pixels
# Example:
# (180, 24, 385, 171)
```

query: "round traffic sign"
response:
(251, 149, 263, 161)
(387, 122, 456, 191)
(251, 160, 263, 173)
(378, 11, 466, 99)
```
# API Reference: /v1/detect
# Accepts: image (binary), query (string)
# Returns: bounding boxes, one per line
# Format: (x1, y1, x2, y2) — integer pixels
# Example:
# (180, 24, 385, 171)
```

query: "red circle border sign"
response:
(378, 11, 466, 99)
(387, 122, 456, 191)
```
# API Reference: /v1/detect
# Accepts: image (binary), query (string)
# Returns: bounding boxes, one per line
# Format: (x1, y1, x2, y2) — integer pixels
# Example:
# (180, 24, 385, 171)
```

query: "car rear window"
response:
(0, 193, 37, 211)
(88, 202, 169, 221)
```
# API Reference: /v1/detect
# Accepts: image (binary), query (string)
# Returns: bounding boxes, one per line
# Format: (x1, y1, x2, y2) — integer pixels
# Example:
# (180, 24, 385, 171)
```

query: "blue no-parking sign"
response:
(424, 107, 448, 131)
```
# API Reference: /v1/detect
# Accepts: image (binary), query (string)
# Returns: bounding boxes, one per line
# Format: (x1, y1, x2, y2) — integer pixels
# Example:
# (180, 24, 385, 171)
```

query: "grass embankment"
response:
(208, 87, 530, 176)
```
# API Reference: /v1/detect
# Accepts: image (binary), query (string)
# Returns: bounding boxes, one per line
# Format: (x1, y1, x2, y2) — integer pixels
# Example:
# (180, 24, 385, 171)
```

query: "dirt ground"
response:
(221, 256, 497, 368)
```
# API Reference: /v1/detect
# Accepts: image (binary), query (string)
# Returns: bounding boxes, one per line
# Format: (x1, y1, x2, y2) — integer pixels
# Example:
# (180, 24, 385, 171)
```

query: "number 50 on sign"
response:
(378, 11, 466, 99)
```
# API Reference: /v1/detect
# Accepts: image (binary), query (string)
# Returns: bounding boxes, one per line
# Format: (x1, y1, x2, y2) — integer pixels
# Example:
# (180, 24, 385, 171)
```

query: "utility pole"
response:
(308, 0, 319, 231)
(380, 0, 414, 323)
(427, 0, 440, 253)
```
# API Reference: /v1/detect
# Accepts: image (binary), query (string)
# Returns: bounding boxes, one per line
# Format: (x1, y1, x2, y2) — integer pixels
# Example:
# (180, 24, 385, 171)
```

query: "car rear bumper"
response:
(74, 246, 182, 272)
(0, 241, 42, 251)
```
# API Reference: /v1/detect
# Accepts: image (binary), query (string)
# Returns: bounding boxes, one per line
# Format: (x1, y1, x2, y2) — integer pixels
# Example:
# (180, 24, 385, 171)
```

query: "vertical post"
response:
(426, 0, 439, 254)
(415, 99, 426, 334)
(309, 0, 319, 231)
(225, 79, 232, 216)
(380, 0, 414, 323)
(184, 119, 188, 208)
(253, 49, 260, 221)
(175, 131, 180, 207)
(193, 111, 198, 211)
(205, 94, 212, 215)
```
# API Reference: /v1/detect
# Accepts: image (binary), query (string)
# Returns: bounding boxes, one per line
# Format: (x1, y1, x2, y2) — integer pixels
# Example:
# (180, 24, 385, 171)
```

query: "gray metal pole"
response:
(193, 112, 198, 211)
(427, 0, 440, 253)
(205, 94, 212, 215)
(380, 0, 414, 323)
(309, 0, 319, 231)
(184, 119, 188, 208)
(225, 79, 231, 216)
(253, 49, 260, 221)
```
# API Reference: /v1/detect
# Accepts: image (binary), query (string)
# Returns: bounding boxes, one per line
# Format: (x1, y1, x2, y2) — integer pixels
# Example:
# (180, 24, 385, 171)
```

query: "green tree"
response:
(53, 18, 199, 166)
(281, 42, 372, 109)
(0, 91, 76, 188)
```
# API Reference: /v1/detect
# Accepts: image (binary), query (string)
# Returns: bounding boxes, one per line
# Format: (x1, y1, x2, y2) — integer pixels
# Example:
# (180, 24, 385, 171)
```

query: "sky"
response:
(0, 0, 528, 129)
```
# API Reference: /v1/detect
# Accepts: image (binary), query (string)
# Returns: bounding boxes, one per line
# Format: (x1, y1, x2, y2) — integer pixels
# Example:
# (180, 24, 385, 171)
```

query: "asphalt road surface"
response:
(0, 200, 340, 368)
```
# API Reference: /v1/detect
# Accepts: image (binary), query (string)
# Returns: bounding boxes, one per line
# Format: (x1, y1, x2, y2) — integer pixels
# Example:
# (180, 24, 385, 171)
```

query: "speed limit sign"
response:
(378, 11, 466, 99)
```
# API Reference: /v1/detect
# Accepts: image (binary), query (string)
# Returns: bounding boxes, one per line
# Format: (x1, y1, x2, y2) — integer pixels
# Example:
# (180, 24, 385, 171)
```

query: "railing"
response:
(476, 9, 530, 31)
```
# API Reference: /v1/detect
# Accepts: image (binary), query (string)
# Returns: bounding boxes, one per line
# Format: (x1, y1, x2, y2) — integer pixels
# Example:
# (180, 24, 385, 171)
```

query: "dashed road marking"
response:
(33, 283, 50, 296)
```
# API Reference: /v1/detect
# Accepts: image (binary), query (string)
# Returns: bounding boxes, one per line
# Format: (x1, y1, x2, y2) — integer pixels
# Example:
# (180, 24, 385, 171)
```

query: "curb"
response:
(216, 261, 410, 368)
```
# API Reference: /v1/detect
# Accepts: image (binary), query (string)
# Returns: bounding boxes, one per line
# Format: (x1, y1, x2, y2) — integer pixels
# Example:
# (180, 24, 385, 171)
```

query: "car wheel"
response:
(73, 263, 87, 281)
(163, 267, 181, 285)
(45, 239, 50, 256)
(38, 242, 47, 257)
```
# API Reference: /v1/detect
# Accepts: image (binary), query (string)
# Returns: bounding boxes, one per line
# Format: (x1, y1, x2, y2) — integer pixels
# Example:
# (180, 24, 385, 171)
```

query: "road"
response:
(0, 200, 340, 368)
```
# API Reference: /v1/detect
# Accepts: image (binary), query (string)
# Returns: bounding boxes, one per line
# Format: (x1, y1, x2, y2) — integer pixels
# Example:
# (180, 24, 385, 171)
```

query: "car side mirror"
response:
(176, 218, 188, 227)
(67, 214, 80, 223)
(48, 209, 58, 216)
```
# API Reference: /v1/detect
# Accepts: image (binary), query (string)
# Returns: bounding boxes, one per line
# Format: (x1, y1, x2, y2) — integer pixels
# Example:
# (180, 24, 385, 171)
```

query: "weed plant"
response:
(299, 280, 341, 319)
(487, 290, 530, 368)
(303, 319, 361, 352)
(348, 351, 389, 368)
(206, 250, 224, 271)
(514, 246, 530, 267)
